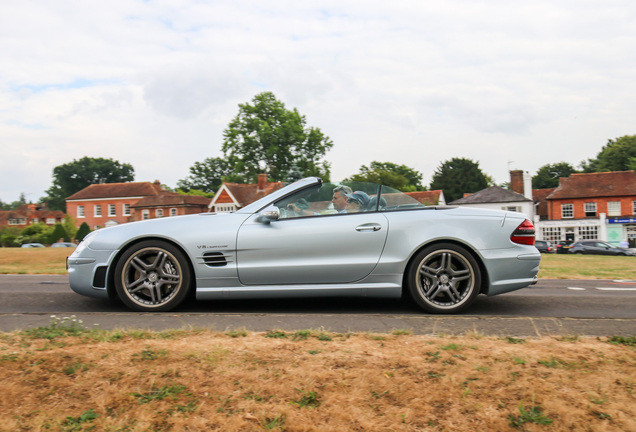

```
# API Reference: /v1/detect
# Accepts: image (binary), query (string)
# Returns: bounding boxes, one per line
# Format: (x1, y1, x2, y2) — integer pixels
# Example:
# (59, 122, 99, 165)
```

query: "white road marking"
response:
(567, 287, 586, 291)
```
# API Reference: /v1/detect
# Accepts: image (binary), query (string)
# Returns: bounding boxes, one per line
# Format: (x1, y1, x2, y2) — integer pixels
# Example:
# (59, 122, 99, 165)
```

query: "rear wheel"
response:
(407, 243, 481, 314)
(114, 240, 192, 312)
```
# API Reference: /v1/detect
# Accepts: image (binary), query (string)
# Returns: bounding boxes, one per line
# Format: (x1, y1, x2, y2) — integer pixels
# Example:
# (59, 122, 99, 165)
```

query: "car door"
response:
(236, 212, 389, 285)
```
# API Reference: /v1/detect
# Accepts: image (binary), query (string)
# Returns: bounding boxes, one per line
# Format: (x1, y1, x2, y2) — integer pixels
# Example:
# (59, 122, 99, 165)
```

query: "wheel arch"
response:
(106, 236, 196, 301)
(401, 239, 490, 296)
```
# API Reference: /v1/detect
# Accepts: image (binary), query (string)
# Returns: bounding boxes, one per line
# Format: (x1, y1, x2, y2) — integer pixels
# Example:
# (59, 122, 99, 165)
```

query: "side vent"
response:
(202, 252, 228, 267)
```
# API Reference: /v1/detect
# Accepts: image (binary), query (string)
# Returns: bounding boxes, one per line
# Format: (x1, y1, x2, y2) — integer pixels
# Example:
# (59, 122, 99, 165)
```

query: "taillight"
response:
(511, 219, 535, 245)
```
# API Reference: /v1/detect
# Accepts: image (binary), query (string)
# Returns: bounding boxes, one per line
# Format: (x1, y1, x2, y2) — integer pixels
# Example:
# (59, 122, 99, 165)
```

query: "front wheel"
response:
(114, 240, 192, 312)
(406, 243, 481, 314)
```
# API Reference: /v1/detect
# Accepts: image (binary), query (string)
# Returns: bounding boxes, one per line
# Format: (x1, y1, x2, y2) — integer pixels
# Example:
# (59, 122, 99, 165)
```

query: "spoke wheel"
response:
(407, 243, 481, 314)
(114, 241, 191, 312)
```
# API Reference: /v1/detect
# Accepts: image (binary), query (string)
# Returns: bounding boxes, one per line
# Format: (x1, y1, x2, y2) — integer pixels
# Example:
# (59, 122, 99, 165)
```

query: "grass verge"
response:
(2, 247, 636, 279)
(1, 319, 635, 431)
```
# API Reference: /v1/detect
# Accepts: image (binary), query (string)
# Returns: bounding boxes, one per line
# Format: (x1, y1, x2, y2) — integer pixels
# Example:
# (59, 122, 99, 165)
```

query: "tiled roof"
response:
(131, 194, 211, 208)
(449, 186, 531, 204)
(547, 171, 636, 199)
(532, 188, 556, 217)
(406, 190, 444, 205)
(221, 181, 286, 207)
(66, 181, 163, 200)
(0, 208, 65, 224)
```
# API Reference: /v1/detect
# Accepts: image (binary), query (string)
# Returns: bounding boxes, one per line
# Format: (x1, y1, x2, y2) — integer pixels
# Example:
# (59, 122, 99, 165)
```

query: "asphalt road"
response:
(1, 275, 635, 336)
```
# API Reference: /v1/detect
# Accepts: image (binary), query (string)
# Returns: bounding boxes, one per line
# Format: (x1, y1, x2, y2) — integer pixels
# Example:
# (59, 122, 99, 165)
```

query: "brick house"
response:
(535, 171, 636, 247)
(0, 203, 65, 228)
(209, 174, 286, 213)
(131, 194, 210, 221)
(66, 181, 209, 229)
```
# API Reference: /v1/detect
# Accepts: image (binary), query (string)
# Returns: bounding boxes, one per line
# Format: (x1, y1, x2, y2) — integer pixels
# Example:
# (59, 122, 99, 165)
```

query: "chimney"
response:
(509, 170, 532, 200)
(257, 174, 267, 191)
(510, 170, 524, 194)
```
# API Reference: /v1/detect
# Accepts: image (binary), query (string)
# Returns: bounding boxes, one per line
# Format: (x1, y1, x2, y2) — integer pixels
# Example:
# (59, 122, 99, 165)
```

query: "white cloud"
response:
(1, 0, 636, 203)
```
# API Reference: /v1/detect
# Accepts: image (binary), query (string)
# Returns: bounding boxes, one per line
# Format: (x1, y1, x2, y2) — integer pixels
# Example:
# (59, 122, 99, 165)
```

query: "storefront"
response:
(607, 217, 636, 248)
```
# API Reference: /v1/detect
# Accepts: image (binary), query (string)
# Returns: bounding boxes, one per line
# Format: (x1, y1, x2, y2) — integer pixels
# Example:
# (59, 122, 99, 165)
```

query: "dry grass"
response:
(2, 247, 636, 280)
(1, 324, 635, 432)
(536, 253, 636, 280)
(0, 248, 73, 274)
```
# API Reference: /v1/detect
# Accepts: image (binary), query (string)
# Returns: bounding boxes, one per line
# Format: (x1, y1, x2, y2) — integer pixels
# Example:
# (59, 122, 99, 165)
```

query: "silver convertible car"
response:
(68, 177, 540, 314)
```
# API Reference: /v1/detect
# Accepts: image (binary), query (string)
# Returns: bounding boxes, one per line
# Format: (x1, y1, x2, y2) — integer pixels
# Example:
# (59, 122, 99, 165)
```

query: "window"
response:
(170, 208, 177, 217)
(502, 206, 521, 212)
(561, 203, 573, 218)
(142, 210, 149, 220)
(584, 202, 597, 217)
(31, 218, 39, 224)
(578, 226, 598, 239)
(541, 227, 561, 242)
(215, 204, 237, 213)
(123, 203, 131, 216)
(9, 218, 26, 225)
(46, 218, 56, 224)
(607, 201, 621, 217)
(94, 205, 102, 217)
(77, 206, 85, 218)
(108, 204, 116, 217)
(633, 201, 636, 215)
(156, 209, 163, 218)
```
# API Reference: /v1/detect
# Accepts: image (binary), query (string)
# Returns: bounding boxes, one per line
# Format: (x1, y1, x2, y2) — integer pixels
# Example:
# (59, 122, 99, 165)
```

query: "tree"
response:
(221, 92, 333, 183)
(580, 135, 636, 173)
(532, 162, 578, 189)
(62, 215, 78, 241)
(49, 223, 68, 244)
(345, 161, 425, 192)
(429, 158, 490, 202)
(76, 222, 91, 242)
(177, 157, 231, 193)
(44, 157, 135, 211)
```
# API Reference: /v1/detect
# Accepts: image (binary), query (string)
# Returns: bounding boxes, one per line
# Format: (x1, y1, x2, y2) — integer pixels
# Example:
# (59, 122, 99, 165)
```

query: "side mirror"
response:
(256, 206, 280, 224)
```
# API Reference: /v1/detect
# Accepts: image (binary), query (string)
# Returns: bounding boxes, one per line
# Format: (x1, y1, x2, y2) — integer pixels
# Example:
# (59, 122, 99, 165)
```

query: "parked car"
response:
(21, 243, 45, 248)
(535, 240, 555, 254)
(568, 240, 636, 256)
(555, 240, 573, 254)
(68, 177, 541, 314)
(51, 242, 77, 248)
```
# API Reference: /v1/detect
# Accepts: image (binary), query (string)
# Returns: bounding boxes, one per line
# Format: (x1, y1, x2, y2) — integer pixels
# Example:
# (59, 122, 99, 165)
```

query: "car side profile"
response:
(568, 240, 636, 256)
(67, 178, 541, 314)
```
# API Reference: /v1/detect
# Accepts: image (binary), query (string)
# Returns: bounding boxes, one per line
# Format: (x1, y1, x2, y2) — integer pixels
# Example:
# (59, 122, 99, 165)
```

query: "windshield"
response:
(273, 181, 427, 219)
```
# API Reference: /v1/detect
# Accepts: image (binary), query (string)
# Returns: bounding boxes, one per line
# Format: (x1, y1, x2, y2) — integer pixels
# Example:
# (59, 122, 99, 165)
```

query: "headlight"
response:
(74, 232, 97, 255)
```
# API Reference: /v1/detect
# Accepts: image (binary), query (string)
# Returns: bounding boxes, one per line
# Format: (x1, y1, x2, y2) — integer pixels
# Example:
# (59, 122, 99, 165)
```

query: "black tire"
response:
(406, 243, 481, 314)
(114, 240, 192, 312)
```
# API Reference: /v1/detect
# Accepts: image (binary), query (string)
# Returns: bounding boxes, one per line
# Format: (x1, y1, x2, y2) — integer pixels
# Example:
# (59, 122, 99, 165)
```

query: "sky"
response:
(2, 1, 636, 204)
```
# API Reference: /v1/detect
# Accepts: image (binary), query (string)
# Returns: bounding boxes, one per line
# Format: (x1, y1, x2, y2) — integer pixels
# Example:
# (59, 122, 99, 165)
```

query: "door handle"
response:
(356, 224, 382, 232)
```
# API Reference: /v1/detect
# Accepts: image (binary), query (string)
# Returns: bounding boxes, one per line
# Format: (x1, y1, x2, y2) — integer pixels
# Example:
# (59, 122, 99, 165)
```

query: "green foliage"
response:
(429, 157, 490, 202)
(62, 215, 77, 241)
(62, 409, 98, 431)
(291, 389, 321, 408)
(23, 315, 89, 339)
(532, 162, 578, 189)
(0, 226, 21, 247)
(508, 404, 553, 429)
(75, 222, 91, 242)
(48, 223, 68, 244)
(16, 223, 54, 246)
(606, 335, 636, 346)
(581, 134, 636, 172)
(345, 161, 425, 191)
(177, 157, 231, 193)
(131, 384, 187, 403)
(44, 156, 135, 211)
(222, 92, 333, 183)
(0, 193, 27, 210)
